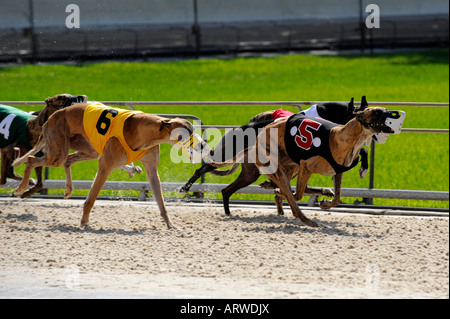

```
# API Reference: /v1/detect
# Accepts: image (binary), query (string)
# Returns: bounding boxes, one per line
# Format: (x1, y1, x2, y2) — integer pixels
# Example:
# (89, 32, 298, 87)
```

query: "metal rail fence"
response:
(1, 101, 449, 208)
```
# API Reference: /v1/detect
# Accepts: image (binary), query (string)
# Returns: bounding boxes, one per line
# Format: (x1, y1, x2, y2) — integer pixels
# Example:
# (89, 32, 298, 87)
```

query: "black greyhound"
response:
(180, 97, 370, 215)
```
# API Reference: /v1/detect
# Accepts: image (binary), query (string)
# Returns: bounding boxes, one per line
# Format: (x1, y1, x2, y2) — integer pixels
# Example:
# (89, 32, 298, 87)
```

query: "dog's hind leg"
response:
(319, 173, 343, 210)
(140, 146, 173, 229)
(221, 162, 260, 216)
(1, 146, 36, 186)
(20, 166, 43, 198)
(13, 156, 51, 196)
(13, 113, 70, 196)
(64, 135, 100, 199)
(293, 161, 313, 201)
(80, 138, 126, 227)
(13, 134, 68, 197)
(64, 151, 100, 199)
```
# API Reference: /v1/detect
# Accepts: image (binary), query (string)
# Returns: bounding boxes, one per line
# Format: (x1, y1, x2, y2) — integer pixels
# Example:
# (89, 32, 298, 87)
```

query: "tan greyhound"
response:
(13, 102, 195, 229)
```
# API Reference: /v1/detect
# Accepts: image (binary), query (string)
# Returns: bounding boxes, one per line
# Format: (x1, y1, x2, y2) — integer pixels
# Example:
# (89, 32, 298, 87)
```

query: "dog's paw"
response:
(128, 165, 143, 179)
(321, 188, 334, 197)
(179, 184, 191, 193)
(64, 188, 73, 199)
(304, 219, 320, 227)
(319, 199, 333, 210)
(359, 168, 368, 179)
(259, 181, 277, 189)
(13, 187, 26, 197)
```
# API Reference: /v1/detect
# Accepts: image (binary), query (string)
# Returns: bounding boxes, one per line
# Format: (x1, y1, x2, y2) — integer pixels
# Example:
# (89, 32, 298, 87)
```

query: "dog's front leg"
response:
(179, 163, 215, 193)
(274, 194, 284, 215)
(140, 146, 173, 229)
(319, 173, 343, 210)
(0, 148, 9, 185)
(265, 167, 318, 227)
(359, 148, 369, 179)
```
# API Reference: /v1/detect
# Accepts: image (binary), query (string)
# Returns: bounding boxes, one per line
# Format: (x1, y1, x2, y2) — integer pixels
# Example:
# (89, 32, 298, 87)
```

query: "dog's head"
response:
(45, 94, 88, 109)
(355, 107, 403, 134)
(160, 117, 208, 163)
(159, 117, 193, 136)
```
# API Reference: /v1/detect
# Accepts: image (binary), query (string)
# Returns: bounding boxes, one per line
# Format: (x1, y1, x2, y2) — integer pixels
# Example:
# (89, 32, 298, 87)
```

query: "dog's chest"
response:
(284, 114, 359, 174)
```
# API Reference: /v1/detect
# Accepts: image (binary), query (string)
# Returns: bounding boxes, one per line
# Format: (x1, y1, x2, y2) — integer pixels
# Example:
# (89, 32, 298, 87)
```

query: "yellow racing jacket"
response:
(83, 103, 149, 164)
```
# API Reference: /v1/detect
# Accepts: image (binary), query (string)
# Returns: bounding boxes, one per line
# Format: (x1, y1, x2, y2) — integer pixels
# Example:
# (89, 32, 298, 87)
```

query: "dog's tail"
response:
(209, 163, 240, 176)
(12, 136, 45, 167)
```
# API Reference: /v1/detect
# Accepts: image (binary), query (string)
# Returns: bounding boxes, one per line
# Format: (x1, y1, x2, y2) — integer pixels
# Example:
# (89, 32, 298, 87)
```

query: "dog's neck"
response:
(329, 117, 373, 166)
(26, 106, 61, 144)
(30, 105, 55, 126)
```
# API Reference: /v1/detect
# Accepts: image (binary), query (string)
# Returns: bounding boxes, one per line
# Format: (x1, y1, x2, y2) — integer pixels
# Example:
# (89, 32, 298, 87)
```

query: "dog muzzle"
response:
(373, 110, 406, 143)
(62, 95, 88, 108)
(175, 133, 205, 163)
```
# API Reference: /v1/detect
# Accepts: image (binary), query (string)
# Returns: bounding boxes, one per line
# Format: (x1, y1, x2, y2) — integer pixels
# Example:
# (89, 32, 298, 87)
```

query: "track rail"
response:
(1, 101, 448, 209)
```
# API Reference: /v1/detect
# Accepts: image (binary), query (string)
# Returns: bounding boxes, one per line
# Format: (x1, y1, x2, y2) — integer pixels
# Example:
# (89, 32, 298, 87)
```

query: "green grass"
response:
(0, 49, 448, 209)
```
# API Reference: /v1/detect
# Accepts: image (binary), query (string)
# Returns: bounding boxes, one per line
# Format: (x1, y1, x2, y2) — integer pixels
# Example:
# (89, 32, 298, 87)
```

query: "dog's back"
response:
(315, 102, 354, 124)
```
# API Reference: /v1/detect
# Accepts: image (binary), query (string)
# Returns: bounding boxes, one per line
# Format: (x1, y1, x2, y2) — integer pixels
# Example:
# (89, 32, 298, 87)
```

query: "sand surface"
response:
(0, 197, 448, 299)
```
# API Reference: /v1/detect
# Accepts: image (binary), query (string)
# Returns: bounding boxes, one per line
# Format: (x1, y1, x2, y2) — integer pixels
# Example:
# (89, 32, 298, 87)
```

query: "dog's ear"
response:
(360, 96, 368, 110)
(347, 97, 354, 113)
(159, 119, 172, 131)
(354, 96, 368, 113)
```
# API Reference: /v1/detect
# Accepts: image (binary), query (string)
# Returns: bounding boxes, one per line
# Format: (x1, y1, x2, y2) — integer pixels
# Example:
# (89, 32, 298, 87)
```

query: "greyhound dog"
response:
(205, 106, 402, 227)
(0, 94, 86, 197)
(180, 97, 369, 215)
(13, 102, 195, 229)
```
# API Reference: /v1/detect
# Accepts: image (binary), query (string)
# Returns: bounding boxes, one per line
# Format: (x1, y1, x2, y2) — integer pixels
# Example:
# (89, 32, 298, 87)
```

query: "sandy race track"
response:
(0, 197, 448, 299)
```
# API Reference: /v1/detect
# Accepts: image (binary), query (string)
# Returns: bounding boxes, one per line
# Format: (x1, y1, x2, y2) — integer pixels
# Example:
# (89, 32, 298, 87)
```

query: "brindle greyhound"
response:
(0, 94, 86, 197)
(13, 103, 195, 229)
(180, 97, 370, 216)
(204, 106, 400, 227)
